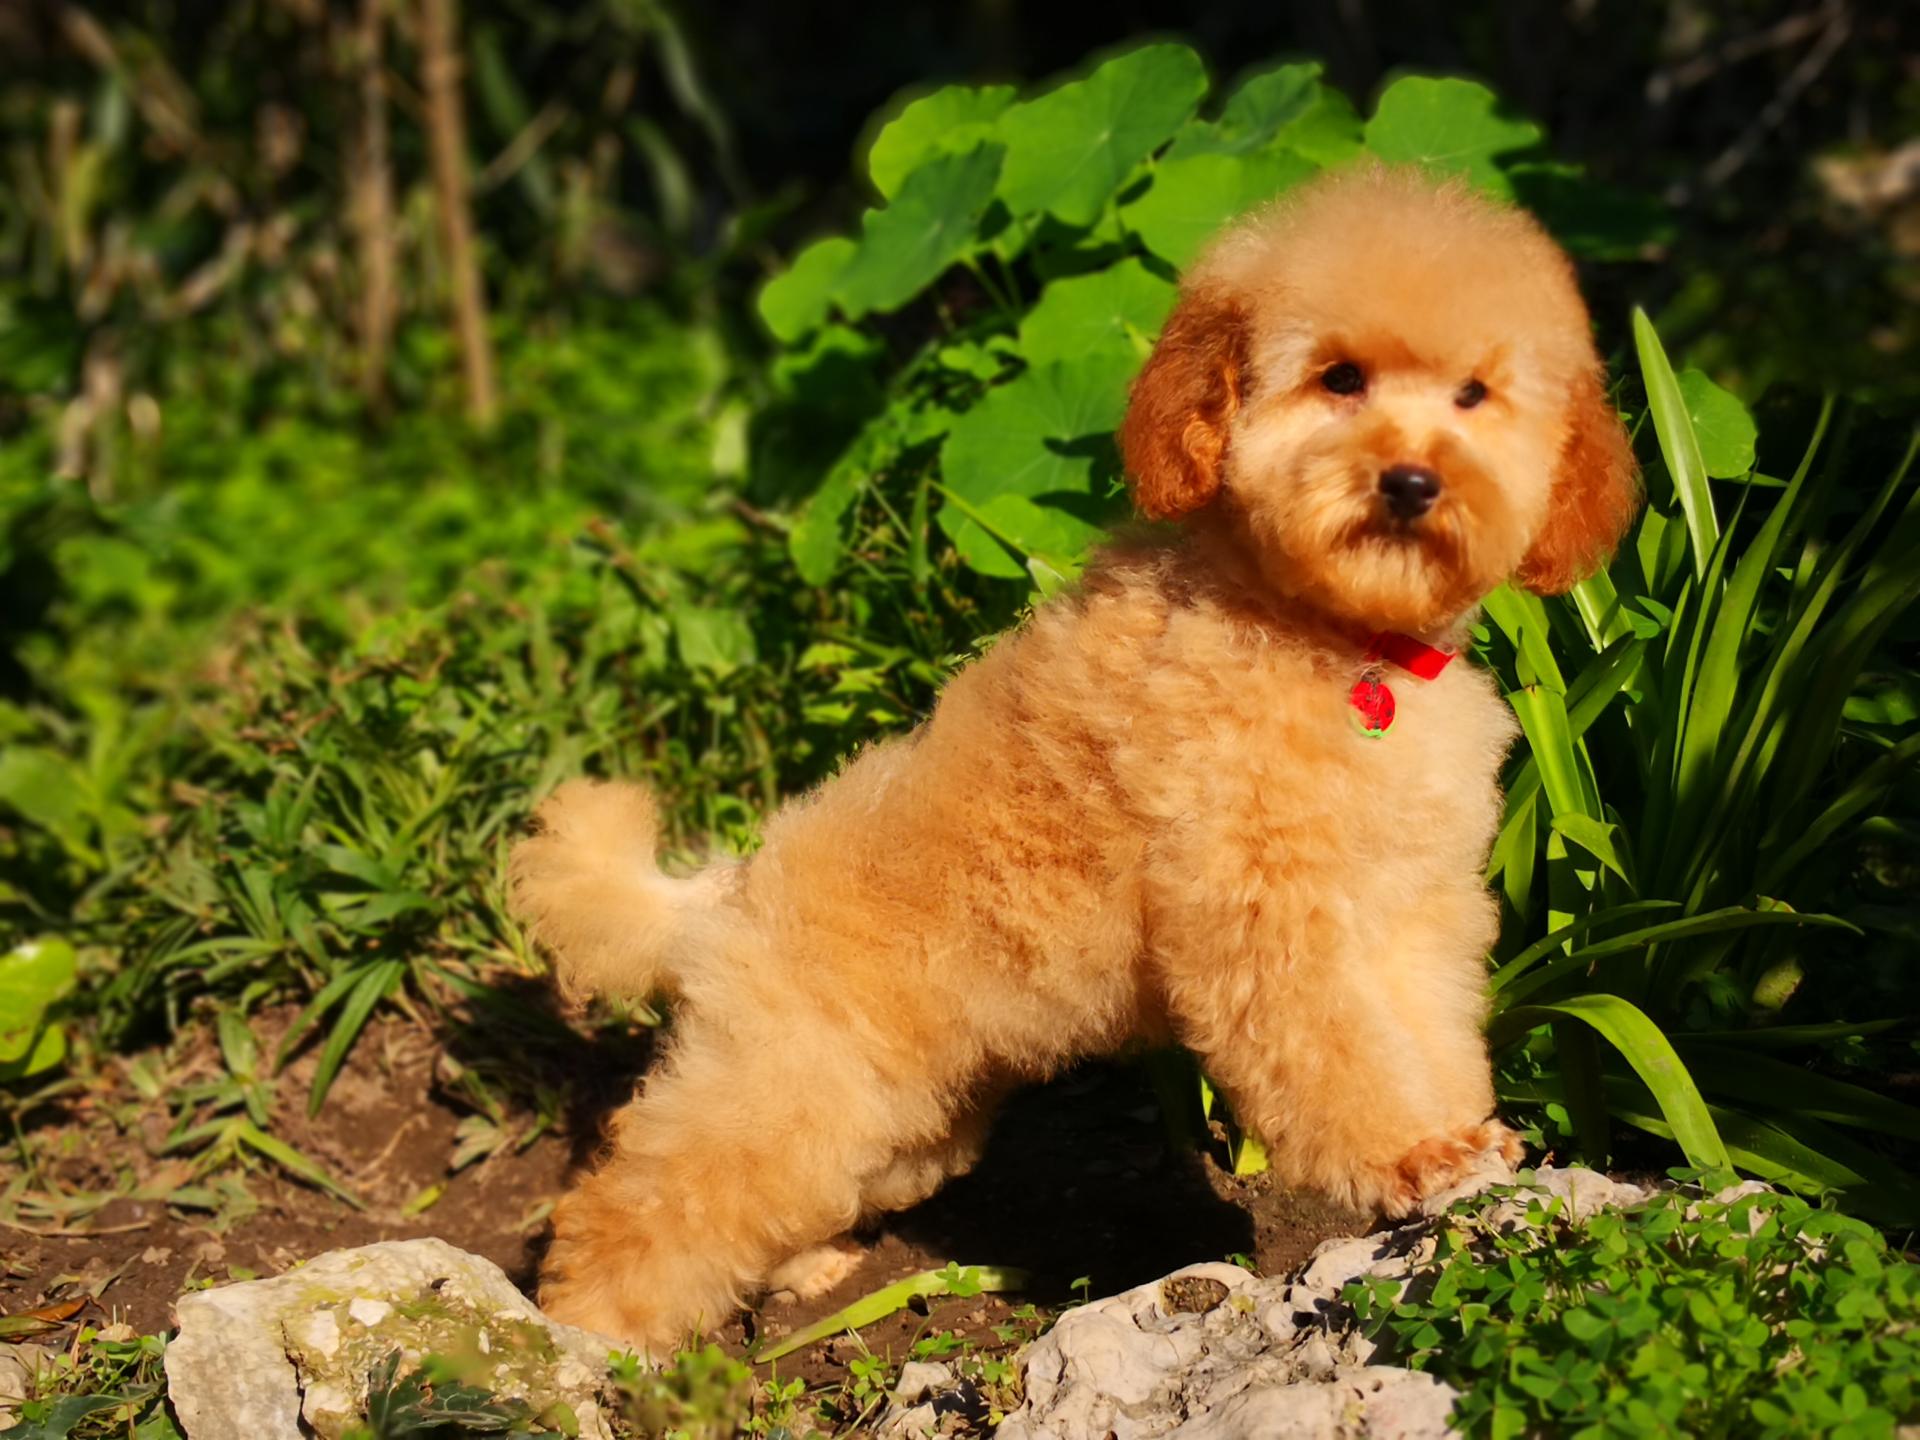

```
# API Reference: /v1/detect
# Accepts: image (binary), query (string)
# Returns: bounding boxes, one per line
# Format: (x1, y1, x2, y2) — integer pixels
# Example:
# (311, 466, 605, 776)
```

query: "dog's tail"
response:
(508, 779, 719, 1003)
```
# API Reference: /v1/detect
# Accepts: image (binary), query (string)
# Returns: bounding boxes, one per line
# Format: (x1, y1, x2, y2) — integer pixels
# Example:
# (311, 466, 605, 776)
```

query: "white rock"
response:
(982, 1164, 1674, 1440)
(893, 1360, 953, 1405)
(165, 1237, 620, 1440)
(1531, 1165, 1650, 1220)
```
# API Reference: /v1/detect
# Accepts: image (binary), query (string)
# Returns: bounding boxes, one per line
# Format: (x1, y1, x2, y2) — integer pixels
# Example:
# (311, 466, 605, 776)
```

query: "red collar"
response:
(1364, 630, 1457, 680)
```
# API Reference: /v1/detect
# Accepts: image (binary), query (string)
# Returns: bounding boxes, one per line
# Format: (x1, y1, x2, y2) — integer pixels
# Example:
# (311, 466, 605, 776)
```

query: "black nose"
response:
(1379, 464, 1442, 520)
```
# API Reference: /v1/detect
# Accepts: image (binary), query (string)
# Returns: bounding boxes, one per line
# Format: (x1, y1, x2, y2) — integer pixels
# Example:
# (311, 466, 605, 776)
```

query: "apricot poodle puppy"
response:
(510, 165, 1639, 1348)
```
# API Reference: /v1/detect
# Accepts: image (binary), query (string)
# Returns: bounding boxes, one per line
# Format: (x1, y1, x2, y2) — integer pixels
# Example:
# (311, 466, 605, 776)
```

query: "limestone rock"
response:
(892, 1165, 1659, 1440)
(165, 1237, 620, 1440)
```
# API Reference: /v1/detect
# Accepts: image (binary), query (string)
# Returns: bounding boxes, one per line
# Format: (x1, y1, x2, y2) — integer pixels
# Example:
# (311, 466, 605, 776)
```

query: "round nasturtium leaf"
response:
(867, 84, 1017, 200)
(757, 236, 856, 343)
(1276, 86, 1367, 168)
(938, 353, 1137, 576)
(1017, 259, 1176, 368)
(834, 144, 1004, 318)
(1125, 149, 1319, 268)
(996, 43, 1208, 228)
(1362, 76, 1541, 197)
(1675, 369, 1758, 479)
(1166, 61, 1323, 160)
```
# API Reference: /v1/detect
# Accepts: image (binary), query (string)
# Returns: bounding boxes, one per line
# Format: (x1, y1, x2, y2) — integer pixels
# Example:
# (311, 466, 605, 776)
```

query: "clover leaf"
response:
(996, 44, 1207, 227)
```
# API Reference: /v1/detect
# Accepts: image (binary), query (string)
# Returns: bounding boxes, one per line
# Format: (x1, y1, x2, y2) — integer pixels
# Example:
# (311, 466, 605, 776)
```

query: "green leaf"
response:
(671, 605, 757, 677)
(1507, 686, 1589, 819)
(937, 488, 1108, 581)
(1017, 259, 1176, 367)
(0, 938, 77, 1034)
(1165, 62, 1322, 158)
(9, 1392, 132, 1440)
(997, 44, 1208, 226)
(1490, 994, 1729, 1170)
(835, 144, 1004, 318)
(1674, 1043, 1920, 1142)
(0, 1023, 65, 1078)
(1549, 814, 1635, 890)
(1497, 904, 1854, 1005)
(1362, 77, 1541, 196)
(788, 456, 865, 586)
(1675, 369, 1757, 479)
(0, 747, 96, 863)
(753, 1264, 1029, 1363)
(1125, 148, 1318, 268)
(307, 959, 403, 1117)
(1274, 86, 1365, 167)
(234, 1120, 363, 1207)
(1632, 309, 1718, 578)
(867, 84, 1016, 199)
(938, 353, 1135, 577)
(757, 237, 856, 343)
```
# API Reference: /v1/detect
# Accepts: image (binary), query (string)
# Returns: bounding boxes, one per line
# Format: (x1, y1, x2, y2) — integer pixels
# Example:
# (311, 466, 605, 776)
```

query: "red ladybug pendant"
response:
(1349, 672, 1395, 737)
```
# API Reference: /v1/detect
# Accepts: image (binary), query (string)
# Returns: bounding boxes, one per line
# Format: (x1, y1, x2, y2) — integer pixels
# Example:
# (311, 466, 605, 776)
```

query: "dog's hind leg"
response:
(761, 1096, 1002, 1308)
(538, 1016, 940, 1351)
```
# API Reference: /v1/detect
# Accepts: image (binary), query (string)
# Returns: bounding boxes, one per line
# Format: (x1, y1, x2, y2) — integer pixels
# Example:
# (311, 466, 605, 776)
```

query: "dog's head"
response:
(1120, 166, 1638, 632)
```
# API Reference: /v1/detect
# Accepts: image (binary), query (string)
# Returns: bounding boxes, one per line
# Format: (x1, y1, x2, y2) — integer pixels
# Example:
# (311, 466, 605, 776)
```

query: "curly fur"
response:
(510, 164, 1638, 1349)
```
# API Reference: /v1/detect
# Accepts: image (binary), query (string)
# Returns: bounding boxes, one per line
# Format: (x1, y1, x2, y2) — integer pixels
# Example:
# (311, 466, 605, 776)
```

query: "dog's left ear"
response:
(1120, 288, 1249, 521)
(1514, 367, 1641, 594)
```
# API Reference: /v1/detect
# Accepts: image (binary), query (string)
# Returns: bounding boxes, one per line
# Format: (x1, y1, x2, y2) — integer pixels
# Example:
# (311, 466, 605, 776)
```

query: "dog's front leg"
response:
(1160, 883, 1520, 1217)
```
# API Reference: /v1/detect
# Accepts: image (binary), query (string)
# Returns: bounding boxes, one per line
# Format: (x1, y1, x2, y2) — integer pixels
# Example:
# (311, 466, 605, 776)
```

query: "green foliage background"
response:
(0, 0, 1915, 1323)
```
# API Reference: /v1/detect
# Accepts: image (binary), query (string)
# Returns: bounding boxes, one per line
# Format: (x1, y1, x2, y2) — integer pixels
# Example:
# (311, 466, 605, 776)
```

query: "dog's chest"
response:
(1123, 639, 1515, 872)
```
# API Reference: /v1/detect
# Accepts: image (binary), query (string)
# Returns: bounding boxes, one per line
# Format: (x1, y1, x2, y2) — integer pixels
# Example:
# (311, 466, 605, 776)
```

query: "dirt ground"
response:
(1, 1004, 1371, 1382)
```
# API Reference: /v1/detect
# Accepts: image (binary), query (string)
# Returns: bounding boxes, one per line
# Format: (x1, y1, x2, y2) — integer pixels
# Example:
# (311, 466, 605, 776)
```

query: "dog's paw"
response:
(539, 1276, 664, 1353)
(764, 1241, 864, 1305)
(1365, 1120, 1525, 1218)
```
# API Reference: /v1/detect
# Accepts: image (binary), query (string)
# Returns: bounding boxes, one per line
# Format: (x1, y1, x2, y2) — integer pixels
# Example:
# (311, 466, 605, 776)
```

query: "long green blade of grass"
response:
(752, 1264, 1030, 1363)
(1632, 308, 1718, 578)
(1495, 904, 1855, 1006)
(307, 959, 406, 1116)
(1490, 993, 1729, 1170)
(1673, 1042, 1920, 1142)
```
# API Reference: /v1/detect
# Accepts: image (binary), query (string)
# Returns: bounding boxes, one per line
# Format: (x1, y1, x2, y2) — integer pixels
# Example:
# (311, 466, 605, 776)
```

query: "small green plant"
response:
(345, 1350, 567, 1439)
(1, 1327, 176, 1440)
(1346, 1178, 1920, 1439)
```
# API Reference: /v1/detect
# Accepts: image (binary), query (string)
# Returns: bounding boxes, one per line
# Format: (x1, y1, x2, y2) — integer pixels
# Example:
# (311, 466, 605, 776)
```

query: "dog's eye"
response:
(1455, 379, 1488, 410)
(1321, 362, 1366, 396)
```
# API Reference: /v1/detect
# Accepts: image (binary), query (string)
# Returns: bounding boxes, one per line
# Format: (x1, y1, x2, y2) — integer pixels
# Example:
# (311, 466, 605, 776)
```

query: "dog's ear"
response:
(1514, 367, 1641, 594)
(1120, 288, 1249, 521)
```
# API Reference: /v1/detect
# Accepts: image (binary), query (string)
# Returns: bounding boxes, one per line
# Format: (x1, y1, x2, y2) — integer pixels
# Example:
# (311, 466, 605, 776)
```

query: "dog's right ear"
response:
(1120, 288, 1249, 521)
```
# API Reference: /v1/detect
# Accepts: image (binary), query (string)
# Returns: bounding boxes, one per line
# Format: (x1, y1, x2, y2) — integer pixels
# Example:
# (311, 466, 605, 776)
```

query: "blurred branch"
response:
(353, 0, 397, 413)
(418, 0, 497, 428)
(473, 100, 566, 196)
(1687, 1, 1852, 202)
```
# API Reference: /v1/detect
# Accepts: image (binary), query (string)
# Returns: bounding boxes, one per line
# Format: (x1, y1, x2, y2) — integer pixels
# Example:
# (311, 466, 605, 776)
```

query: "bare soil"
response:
(1, 1006, 1370, 1385)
